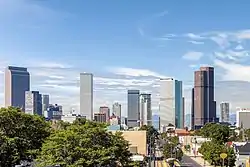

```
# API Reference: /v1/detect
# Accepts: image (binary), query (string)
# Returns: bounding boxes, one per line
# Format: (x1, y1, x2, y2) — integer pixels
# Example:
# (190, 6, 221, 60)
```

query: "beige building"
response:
(110, 130, 147, 155)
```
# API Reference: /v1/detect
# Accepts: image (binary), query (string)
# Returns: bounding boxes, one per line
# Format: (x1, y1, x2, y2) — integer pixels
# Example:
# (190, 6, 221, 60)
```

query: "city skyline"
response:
(2, 1, 250, 117)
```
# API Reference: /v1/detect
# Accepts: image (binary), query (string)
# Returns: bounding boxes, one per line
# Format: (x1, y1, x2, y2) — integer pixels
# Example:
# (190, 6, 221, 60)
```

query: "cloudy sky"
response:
(1, 0, 250, 116)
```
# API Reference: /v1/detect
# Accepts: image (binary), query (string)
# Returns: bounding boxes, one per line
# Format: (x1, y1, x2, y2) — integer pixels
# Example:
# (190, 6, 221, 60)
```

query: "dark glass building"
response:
(5, 66, 30, 110)
(193, 67, 218, 129)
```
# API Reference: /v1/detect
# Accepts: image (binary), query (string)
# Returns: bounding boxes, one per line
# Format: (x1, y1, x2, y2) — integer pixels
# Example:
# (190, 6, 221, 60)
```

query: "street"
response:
(181, 155, 202, 167)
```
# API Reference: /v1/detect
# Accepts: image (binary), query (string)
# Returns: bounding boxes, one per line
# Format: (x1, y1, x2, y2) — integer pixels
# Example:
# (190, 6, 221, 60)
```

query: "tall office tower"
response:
(159, 78, 183, 128)
(5, 66, 30, 110)
(182, 97, 185, 128)
(191, 88, 195, 130)
(127, 90, 140, 128)
(25, 91, 42, 116)
(112, 102, 121, 118)
(220, 102, 230, 123)
(139, 93, 152, 126)
(193, 67, 217, 129)
(99, 106, 110, 122)
(42, 94, 50, 114)
(80, 73, 93, 120)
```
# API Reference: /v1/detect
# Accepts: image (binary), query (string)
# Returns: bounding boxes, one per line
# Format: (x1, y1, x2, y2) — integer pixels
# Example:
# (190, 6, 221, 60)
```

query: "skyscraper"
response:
(139, 93, 152, 126)
(127, 90, 140, 128)
(99, 106, 110, 122)
(5, 66, 30, 110)
(80, 73, 93, 120)
(220, 102, 229, 123)
(191, 88, 195, 130)
(193, 67, 217, 129)
(182, 97, 185, 128)
(25, 91, 42, 116)
(112, 102, 121, 118)
(159, 78, 183, 128)
(42, 94, 50, 114)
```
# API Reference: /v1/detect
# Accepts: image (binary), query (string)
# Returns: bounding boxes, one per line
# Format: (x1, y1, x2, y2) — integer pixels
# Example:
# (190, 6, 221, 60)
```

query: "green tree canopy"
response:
(36, 119, 132, 167)
(199, 141, 236, 167)
(0, 107, 51, 167)
(139, 125, 159, 144)
(199, 123, 230, 144)
(163, 142, 183, 161)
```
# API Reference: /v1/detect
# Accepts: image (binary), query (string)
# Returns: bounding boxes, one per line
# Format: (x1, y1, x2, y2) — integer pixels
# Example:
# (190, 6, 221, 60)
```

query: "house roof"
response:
(237, 142, 250, 155)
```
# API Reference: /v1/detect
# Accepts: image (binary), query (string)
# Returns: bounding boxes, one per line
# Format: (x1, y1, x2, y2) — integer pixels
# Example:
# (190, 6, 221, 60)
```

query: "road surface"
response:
(181, 155, 202, 167)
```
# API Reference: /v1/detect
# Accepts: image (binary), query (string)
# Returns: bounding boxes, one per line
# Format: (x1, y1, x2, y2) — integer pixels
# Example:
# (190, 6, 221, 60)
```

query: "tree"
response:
(163, 142, 183, 161)
(0, 107, 51, 167)
(199, 141, 236, 167)
(36, 119, 132, 167)
(139, 125, 158, 153)
(199, 123, 230, 144)
(139, 125, 159, 143)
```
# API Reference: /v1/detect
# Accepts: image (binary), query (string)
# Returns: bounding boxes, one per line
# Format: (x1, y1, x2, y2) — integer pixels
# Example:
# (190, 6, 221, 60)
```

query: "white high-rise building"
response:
(220, 102, 229, 123)
(236, 108, 250, 129)
(25, 91, 42, 116)
(42, 94, 49, 114)
(112, 102, 121, 118)
(139, 93, 152, 126)
(80, 73, 93, 120)
(159, 78, 183, 127)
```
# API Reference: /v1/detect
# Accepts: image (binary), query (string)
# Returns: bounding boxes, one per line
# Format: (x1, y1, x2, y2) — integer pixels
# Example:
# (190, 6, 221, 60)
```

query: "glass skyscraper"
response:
(127, 90, 140, 128)
(159, 78, 184, 128)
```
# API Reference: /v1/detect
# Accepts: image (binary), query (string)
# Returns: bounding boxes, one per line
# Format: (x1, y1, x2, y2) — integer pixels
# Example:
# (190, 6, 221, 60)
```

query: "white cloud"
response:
(214, 59, 250, 82)
(214, 50, 249, 61)
(185, 33, 204, 40)
(107, 67, 167, 78)
(235, 45, 244, 50)
(188, 41, 204, 45)
(185, 29, 250, 49)
(236, 30, 250, 39)
(182, 51, 204, 61)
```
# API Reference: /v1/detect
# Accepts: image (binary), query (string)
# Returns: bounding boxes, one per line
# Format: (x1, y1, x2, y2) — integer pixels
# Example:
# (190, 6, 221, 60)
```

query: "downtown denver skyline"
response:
(1, 0, 250, 117)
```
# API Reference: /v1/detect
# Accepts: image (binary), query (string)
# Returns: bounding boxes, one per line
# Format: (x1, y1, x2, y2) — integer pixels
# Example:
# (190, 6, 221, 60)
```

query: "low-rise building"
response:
(61, 114, 86, 123)
(109, 130, 147, 155)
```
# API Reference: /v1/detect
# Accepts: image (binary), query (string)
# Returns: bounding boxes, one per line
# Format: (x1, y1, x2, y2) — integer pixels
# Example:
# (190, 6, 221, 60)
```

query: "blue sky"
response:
(1, 0, 250, 120)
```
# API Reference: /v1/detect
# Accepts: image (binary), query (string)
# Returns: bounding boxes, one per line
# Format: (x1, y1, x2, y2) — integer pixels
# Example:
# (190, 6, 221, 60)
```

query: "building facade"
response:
(94, 113, 106, 123)
(139, 93, 152, 126)
(42, 94, 50, 114)
(220, 102, 230, 123)
(25, 91, 42, 116)
(62, 114, 86, 123)
(99, 106, 110, 122)
(193, 67, 217, 129)
(182, 97, 185, 128)
(45, 104, 63, 120)
(236, 108, 250, 129)
(80, 73, 93, 120)
(127, 90, 140, 128)
(159, 78, 183, 128)
(5, 66, 30, 110)
(112, 102, 121, 118)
